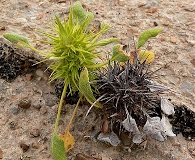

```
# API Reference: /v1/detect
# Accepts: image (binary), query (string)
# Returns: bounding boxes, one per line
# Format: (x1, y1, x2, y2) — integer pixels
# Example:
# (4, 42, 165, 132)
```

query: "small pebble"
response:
(31, 142, 40, 149)
(138, 2, 146, 7)
(0, 26, 6, 31)
(153, 21, 158, 26)
(29, 129, 40, 138)
(10, 107, 20, 115)
(0, 148, 3, 159)
(170, 36, 177, 44)
(35, 69, 44, 78)
(40, 106, 47, 115)
(25, 74, 33, 81)
(45, 99, 57, 107)
(190, 59, 195, 67)
(16, 18, 27, 23)
(146, 7, 158, 13)
(191, 150, 195, 156)
(18, 97, 31, 109)
(19, 142, 29, 152)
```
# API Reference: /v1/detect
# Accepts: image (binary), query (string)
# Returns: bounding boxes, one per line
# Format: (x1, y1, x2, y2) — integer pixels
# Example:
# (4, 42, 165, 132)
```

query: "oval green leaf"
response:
(137, 27, 162, 49)
(51, 131, 66, 160)
(79, 67, 103, 108)
(3, 33, 29, 44)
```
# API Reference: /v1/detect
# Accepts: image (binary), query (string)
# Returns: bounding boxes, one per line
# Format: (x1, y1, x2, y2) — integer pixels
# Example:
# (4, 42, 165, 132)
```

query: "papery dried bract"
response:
(122, 115, 140, 134)
(133, 133, 145, 144)
(143, 116, 165, 142)
(161, 97, 175, 115)
(122, 106, 140, 134)
(147, 80, 169, 92)
(97, 132, 121, 146)
(161, 115, 176, 137)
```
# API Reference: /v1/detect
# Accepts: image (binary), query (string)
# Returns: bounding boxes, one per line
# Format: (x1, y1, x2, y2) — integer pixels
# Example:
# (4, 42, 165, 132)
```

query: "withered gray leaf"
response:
(97, 131, 121, 146)
(161, 115, 176, 137)
(122, 105, 140, 134)
(161, 97, 175, 115)
(143, 116, 165, 142)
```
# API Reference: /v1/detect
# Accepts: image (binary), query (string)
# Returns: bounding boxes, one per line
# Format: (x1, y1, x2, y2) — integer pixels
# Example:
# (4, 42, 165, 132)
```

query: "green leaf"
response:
(51, 131, 66, 160)
(137, 27, 162, 49)
(79, 67, 103, 108)
(72, 1, 87, 23)
(3, 33, 29, 44)
(111, 45, 129, 62)
(83, 12, 94, 28)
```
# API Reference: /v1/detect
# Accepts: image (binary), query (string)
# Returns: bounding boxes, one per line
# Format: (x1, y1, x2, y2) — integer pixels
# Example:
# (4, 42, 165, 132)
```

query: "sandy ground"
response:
(0, 0, 195, 159)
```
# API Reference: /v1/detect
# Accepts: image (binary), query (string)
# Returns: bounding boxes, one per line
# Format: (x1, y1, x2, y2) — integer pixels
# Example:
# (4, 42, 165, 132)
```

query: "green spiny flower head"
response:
(40, 2, 118, 92)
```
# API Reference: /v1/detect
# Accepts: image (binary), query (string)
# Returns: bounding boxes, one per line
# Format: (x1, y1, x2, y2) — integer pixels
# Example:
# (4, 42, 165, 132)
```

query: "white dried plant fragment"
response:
(147, 80, 169, 92)
(122, 115, 140, 134)
(97, 131, 121, 146)
(133, 133, 145, 144)
(143, 116, 165, 142)
(161, 115, 176, 137)
(122, 105, 140, 133)
(122, 105, 144, 144)
(161, 97, 175, 115)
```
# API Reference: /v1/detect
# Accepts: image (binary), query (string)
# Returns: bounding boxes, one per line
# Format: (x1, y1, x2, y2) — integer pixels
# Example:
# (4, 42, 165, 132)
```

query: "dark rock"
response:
(19, 142, 29, 152)
(18, 97, 31, 109)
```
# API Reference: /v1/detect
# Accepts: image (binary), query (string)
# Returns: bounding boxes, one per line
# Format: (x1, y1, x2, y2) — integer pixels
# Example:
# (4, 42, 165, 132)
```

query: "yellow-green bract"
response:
(137, 27, 162, 49)
(79, 67, 103, 108)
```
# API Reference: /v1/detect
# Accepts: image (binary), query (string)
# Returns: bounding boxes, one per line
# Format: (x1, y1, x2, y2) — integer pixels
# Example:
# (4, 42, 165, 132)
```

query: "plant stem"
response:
(54, 82, 68, 132)
(67, 96, 82, 129)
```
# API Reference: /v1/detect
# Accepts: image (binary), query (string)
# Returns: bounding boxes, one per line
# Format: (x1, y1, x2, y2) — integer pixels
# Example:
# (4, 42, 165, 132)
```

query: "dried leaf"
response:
(133, 133, 145, 144)
(122, 106, 140, 134)
(147, 80, 169, 92)
(138, 50, 155, 64)
(129, 50, 139, 64)
(161, 97, 175, 115)
(97, 132, 121, 146)
(143, 116, 165, 142)
(161, 115, 176, 137)
(59, 129, 75, 152)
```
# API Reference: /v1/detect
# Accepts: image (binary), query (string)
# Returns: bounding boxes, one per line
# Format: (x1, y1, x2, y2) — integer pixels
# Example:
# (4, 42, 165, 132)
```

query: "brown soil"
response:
(0, 0, 195, 160)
